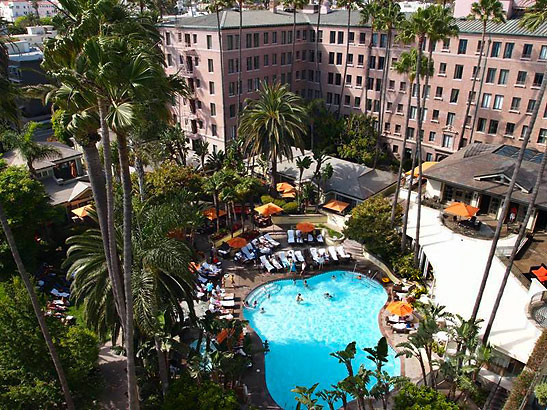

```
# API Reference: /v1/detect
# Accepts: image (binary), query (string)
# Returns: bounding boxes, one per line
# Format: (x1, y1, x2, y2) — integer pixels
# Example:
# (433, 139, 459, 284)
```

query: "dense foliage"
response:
(337, 114, 382, 167)
(344, 196, 402, 263)
(145, 161, 203, 201)
(392, 252, 422, 281)
(393, 383, 459, 410)
(161, 375, 239, 410)
(0, 277, 99, 408)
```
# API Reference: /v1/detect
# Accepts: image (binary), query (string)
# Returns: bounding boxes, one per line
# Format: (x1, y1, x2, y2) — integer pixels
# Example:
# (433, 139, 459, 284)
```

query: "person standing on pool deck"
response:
(290, 259, 297, 273)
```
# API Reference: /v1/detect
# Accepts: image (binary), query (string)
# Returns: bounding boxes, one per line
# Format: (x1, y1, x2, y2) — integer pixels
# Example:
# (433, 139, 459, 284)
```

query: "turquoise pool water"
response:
(244, 271, 399, 410)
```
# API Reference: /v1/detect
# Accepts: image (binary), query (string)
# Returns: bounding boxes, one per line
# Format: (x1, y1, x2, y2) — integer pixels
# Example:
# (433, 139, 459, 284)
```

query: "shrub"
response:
(534, 383, 547, 406)
(273, 199, 286, 208)
(260, 195, 274, 204)
(394, 383, 459, 410)
(282, 201, 299, 214)
(162, 375, 239, 410)
(504, 370, 535, 409)
(392, 253, 422, 281)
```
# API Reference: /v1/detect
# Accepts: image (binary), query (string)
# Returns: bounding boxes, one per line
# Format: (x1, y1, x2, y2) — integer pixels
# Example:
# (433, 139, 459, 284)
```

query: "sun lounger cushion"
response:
(264, 233, 280, 247)
(260, 255, 275, 272)
(295, 250, 305, 263)
(296, 230, 304, 244)
(287, 230, 295, 244)
(336, 246, 351, 259)
(220, 300, 235, 307)
(278, 251, 290, 268)
(270, 257, 283, 270)
(316, 234, 324, 243)
(328, 246, 339, 261)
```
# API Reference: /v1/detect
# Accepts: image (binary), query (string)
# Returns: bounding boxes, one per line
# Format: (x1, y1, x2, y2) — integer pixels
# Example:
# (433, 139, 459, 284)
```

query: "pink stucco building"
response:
(159, 6, 547, 161)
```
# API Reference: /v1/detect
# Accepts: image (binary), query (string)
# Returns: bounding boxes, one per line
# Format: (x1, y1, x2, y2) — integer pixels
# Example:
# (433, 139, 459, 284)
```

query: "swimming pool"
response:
(244, 271, 400, 410)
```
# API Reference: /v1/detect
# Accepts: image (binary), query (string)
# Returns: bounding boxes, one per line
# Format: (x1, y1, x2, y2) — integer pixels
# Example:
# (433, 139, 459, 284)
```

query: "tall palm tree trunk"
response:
(0, 203, 75, 410)
(214, 193, 221, 232)
(154, 335, 169, 397)
(337, 7, 352, 117)
(413, 37, 425, 268)
(363, 28, 374, 116)
(468, 38, 491, 145)
(482, 69, 546, 342)
(314, 2, 323, 100)
(290, 8, 297, 91)
(390, 83, 412, 226)
(134, 154, 146, 202)
(237, 3, 243, 121)
(470, 108, 535, 322)
(216, 9, 228, 146)
(374, 28, 392, 169)
(458, 26, 486, 149)
(117, 133, 140, 410)
(97, 101, 127, 325)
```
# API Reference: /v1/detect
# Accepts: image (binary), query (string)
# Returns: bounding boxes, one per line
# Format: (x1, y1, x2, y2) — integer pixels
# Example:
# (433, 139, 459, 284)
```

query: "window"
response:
(329, 52, 335, 64)
(335, 73, 341, 85)
(384, 122, 391, 132)
(357, 54, 364, 66)
(540, 45, 547, 60)
(449, 88, 459, 103)
(521, 125, 529, 139)
(209, 81, 215, 95)
(454, 65, 463, 79)
(517, 71, 527, 85)
(378, 56, 385, 70)
(380, 34, 387, 48)
(386, 102, 393, 111)
(254, 33, 259, 47)
(481, 93, 491, 108)
(426, 153, 433, 162)
(263, 32, 269, 44)
(490, 41, 501, 57)
(303, 30, 307, 41)
(165, 32, 171, 45)
(477, 118, 487, 132)
(272, 53, 277, 64)
(355, 97, 361, 107)
(356, 76, 363, 87)
(439, 62, 447, 75)
(442, 39, 450, 51)
(503, 42, 514, 58)
(476, 40, 483, 53)
(246, 57, 252, 71)
(395, 124, 401, 134)
(432, 109, 439, 121)
(389, 80, 395, 90)
(429, 131, 436, 142)
(254, 55, 260, 70)
(346, 74, 352, 85)
(206, 35, 212, 49)
(400, 81, 406, 92)
(208, 59, 214, 72)
(369, 56, 376, 68)
(359, 33, 366, 44)
(347, 53, 354, 65)
(486, 68, 496, 83)
(272, 32, 277, 43)
(522, 44, 533, 58)
(458, 39, 468, 54)
(177, 32, 182, 42)
(281, 53, 286, 65)
(336, 53, 343, 65)
(166, 53, 173, 66)
(446, 112, 455, 126)
(527, 99, 536, 113)
(227, 35, 234, 50)
(326, 92, 333, 104)
(539, 129, 547, 144)
(498, 69, 508, 85)
(329, 31, 336, 44)
(349, 32, 355, 43)
(264, 54, 269, 66)
(409, 106, 417, 120)
(210, 103, 216, 116)
(397, 104, 403, 114)
(406, 127, 415, 140)
(493, 95, 503, 110)
(533, 73, 544, 87)
(510, 97, 521, 111)
(488, 119, 499, 134)
(442, 134, 453, 148)
(192, 34, 197, 44)
(505, 122, 515, 136)
(247, 79, 253, 92)
(344, 95, 350, 106)
(229, 104, 236, 118)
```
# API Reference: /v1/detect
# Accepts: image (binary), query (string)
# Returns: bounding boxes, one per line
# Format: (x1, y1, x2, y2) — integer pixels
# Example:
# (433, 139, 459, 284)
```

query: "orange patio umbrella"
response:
(71, 204, 93, 218)
(296, 222, 315, 233)
(277, 182, 295, 193)
(227, 237, 247, 248)
(444, 202, 479, 218)
(323, 199, 349, 213)
(531, 265, 547, 280)
(203, 208, 227, 220)
(255, 202, 283, 217)
(386, 301, 413, 316)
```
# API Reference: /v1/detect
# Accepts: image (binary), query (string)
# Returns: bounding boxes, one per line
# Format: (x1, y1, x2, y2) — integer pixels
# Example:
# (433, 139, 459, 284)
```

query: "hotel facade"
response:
(158, 3, 547, 160)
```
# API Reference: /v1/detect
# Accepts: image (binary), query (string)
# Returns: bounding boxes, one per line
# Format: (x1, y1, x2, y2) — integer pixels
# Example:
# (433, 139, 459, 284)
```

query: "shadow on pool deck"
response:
(223, 236, 418, 409)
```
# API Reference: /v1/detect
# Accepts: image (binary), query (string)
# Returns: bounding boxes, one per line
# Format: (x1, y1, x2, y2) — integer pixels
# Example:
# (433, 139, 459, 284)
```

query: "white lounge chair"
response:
(316, 234, 324, 243)
(270, 256, 283, 270)
(278, 251, 290, 268)
(287, 230, 296, 244)
(220, 300, 235, 307)
(296, 230, 304, 244)
(295, 250, 305, 263)
(310, 248, 323, 264)
(307, 233, 314, 243)
(336, 246, 351, 260)
(328, 246, 339, 262)
(260, 255, 275, 273)
(241, 244, 255, 260)
(287, 249, 297, 262)
(264, 233, 280, 247)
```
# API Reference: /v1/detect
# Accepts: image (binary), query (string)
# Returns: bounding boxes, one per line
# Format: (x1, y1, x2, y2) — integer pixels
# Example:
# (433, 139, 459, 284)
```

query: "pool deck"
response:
(219, 233, 422, 409)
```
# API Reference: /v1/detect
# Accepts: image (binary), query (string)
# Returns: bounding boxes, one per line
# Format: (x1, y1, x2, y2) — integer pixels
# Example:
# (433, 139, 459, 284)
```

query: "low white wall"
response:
(362, 248, 402, 284)
(426, 179, 443, 199)
(271, 214, 328, 226)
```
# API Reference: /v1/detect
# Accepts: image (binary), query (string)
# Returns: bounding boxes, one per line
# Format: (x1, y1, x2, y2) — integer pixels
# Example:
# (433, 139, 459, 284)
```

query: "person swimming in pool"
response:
(324, 292, 333, 299)
(260, 307, 265, 313)
(296, 293, 303, 303)
(357, 274, 362, 280)
(253, 300, 258, 308)
(304, 280, 309, 288)
(331, 274, 336, 280)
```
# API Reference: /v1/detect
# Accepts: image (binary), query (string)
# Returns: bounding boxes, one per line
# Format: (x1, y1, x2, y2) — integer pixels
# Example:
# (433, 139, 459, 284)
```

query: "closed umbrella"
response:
(386, 301, 413, 316)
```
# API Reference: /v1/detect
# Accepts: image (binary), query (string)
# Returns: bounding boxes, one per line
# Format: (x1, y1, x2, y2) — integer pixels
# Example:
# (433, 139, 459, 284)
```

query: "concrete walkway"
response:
(97, 342, 127, 410)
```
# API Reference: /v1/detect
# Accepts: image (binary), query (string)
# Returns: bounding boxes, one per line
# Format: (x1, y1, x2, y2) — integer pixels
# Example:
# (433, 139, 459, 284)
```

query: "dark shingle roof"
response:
(160, 9, 547, 38)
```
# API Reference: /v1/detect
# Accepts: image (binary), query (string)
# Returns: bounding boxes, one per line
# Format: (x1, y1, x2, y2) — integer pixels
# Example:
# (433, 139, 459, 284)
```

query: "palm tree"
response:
(373, 0, 404, 168)
(390, 50, 431, 227)
(291, 383, 323, 410)
(295, 155, 312, 188)
(204, 171, 227, 232)
(206, 149, 226, 172)
(239, 82, 307, 189)
(330, 341, 357, 377)
(459, 0, 505, 148)
(359, 0, 379, 117)
(307, 99, 325, 151)
(482, 0, 547, 343)
(316, 389, 338, 410)
(284, 0, 308, 91)
(194, 139, 210, 170)
(313, 1, 323, 100)
(0, 122, 61, 177)
(336, 0, 362, 117)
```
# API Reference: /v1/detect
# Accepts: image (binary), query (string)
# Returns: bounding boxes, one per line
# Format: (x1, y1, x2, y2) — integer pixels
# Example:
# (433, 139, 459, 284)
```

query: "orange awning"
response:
(444, 202, 479, 218)
(227, 237, 247, 248)
(296, 222, 315, 233)
(277, 182, 295, 193)
(203, 208, 227, 220)
(71, 204, 93, 218)
(323, 199, 349, 213)
(405, 161, 438, 177)
(281, 190, 296, 198)
(255, 202, 283, 216)
(386, 301, 413, 316)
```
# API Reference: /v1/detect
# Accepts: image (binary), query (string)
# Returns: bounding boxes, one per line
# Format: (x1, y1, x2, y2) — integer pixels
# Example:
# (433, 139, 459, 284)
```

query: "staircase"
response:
(485, 386, 508, 410)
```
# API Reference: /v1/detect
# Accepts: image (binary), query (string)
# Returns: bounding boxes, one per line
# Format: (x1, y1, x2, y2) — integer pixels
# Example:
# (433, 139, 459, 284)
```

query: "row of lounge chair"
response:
(259, 246, 352, 273)
(234, 234, 281, 263)
(287, 230, 324, 245)
(196, 262, 223, 283)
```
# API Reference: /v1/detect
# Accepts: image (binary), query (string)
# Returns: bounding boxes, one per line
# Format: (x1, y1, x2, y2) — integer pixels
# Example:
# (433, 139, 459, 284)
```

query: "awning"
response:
(405, 161, 438, 177)
(281, 190, 296, 198)
(71, 204, 93, 218)
(203, 208, 227, 220)
(323, 199, 349, 213)
(276, 182, 295, 193)
(255, 202, 283, 216)
(444, 202, 479, 218)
